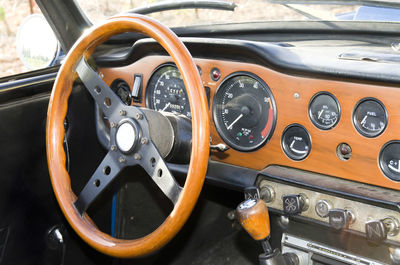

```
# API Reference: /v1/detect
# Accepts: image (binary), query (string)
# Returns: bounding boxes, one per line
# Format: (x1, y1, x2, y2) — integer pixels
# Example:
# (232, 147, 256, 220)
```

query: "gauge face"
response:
(379, 141, 400, 181)
(110, 79, 131, 106)
(282, 124, 311, 161)
(309, 92, 340, 130)
(212, 73, 276, 152)
(353, 98, 387, 138)
(146, 65, 191, 118)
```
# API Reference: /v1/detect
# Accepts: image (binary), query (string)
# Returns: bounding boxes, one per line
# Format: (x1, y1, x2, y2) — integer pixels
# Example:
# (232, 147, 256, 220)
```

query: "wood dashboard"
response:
(99, 55, 400, 191)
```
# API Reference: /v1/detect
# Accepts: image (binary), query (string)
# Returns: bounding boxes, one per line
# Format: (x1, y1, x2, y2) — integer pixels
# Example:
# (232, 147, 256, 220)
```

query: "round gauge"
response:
(110, 79, 131, 106)
(146, 64, 191, 118)
(212, 73, 276, 152)
(353, 98, 387, 138)
(309, 92, 340, 130)
(282, 124, 311, 161)
(379, 141, 400, 181)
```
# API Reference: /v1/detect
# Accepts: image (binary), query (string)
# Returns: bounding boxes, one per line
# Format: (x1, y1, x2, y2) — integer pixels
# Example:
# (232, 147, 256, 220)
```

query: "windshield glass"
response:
(77, 0, 400, 27)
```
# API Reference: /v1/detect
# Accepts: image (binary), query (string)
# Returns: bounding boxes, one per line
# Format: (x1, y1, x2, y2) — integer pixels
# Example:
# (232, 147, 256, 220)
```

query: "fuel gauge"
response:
(282, 124, 311, 161)
(353, 98, 387, 138)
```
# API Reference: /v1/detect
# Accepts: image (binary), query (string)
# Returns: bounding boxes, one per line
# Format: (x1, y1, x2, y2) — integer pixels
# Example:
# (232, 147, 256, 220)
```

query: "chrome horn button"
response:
(115, 121, 138, 153)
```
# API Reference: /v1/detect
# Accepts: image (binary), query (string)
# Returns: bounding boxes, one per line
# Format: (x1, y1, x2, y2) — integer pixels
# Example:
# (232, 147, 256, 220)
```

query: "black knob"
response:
(282, 194, 308, 216)
(328, 209, 354, 230)
(365, 220, 387, 243)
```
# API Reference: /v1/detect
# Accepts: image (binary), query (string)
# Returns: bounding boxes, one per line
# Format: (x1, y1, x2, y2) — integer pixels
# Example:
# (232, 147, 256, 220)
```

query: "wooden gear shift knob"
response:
(236, 198, 271, 241)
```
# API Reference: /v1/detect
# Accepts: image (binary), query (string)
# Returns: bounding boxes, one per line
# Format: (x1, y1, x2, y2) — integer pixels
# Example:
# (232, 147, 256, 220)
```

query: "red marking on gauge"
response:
(261, 108, 274, 138)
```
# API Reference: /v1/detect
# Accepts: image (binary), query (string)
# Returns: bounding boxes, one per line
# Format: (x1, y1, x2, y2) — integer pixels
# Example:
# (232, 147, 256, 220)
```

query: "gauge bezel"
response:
(212, 72, 277, 152)
(379, 140, 400, 181)
(110, 78, 132, 106)
(145, 62, 177, 109)
(146, 63, 173, 110)
(308, 91, 341, 130)
(352, 97, 388, 138)
(281, 123, 312, 161)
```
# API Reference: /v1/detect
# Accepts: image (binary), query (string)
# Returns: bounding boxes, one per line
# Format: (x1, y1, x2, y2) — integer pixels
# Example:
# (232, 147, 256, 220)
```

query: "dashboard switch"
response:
(283, 194, 309, 215)
(328, 209, 354, 230)
(366, 220, 387, 243)
(315, 200, 332, 218)
(260, 185, 275, 203)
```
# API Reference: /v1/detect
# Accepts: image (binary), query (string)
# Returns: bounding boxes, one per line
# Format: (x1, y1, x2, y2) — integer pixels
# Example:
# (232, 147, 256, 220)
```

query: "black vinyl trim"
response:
(0, 73, 57, 91)
(95, 37, 400, 85)
(171, 160, 400, 213)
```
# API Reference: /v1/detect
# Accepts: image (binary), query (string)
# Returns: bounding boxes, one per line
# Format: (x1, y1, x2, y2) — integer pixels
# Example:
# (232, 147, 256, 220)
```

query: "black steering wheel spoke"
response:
(139, 142, 182, 205)
(75, 57, 123, 119)
(74, 151, 127, 215)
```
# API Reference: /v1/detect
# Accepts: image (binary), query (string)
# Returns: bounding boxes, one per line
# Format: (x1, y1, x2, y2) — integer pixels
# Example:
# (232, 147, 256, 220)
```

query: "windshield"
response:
(77, 0, 400, 27)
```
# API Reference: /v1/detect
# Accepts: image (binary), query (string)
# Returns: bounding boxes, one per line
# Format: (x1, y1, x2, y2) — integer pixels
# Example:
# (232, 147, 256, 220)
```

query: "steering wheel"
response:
(46, 14, 210, 258)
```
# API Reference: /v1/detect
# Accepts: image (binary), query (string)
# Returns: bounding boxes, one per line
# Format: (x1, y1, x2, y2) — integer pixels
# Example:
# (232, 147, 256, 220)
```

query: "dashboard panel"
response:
(99, 55, 400, 191)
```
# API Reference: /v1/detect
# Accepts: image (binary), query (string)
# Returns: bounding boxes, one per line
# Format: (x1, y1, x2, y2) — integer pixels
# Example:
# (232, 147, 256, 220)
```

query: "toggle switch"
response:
(366, 217, 399, 243)
(328, 208, 355, 230)
(282, 194, 309, 216)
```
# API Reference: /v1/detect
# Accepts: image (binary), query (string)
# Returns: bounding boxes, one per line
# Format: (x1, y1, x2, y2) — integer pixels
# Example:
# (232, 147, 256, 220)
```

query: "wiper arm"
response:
(268, 0, 400, 9)
(127, 0, 236, 15)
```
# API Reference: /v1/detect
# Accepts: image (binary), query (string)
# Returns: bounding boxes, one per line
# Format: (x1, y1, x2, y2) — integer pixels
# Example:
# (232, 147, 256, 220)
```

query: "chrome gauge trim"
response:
(281, 123, 312, 161)
(353, 97, 388, 138)
(145, 63, 191, 118)
(379, 140, 400, 181)
(212, 72, 277, 152)
(308, 91, 341, 130)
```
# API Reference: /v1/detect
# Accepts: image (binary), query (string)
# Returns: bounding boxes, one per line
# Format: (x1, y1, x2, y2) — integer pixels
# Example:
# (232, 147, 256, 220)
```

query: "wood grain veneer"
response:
(99, 55, 400, 191)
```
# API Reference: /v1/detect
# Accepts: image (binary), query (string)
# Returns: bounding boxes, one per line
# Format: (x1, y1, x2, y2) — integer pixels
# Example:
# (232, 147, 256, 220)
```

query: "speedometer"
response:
(146, 64, 191, 118)
(212, 73, 276, 152)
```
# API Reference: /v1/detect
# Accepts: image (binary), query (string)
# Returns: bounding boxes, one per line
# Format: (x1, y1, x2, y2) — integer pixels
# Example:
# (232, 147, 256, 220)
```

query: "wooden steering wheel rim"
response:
(46, 14, 210, 258)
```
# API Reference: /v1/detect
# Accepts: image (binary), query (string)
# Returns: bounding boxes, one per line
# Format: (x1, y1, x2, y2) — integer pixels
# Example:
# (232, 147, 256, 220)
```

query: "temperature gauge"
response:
(353, 98, 387, 138)
(379, 141, 400, 181)
(309, 92, 340, 130)
(282, 124, 311, 161)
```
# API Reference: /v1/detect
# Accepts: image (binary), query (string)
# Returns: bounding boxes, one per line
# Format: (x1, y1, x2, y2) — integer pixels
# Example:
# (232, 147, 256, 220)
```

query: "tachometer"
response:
(146, 64, 191, 118)
(212, 73, 276, 152)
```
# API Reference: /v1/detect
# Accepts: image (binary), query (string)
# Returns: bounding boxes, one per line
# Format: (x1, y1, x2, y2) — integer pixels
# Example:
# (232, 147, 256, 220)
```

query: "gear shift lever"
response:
(236, 198, 299, 265)
(236, 198, 272, 253)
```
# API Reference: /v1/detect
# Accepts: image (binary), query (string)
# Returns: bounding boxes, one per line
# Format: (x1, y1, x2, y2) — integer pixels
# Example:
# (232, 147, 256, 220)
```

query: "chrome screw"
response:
(120, 110, 126, 116)
(99, 72, 104, 79)
(136, 113, 143, 120)
(294, 92, 300, 99)
(141, 138, 149, 145)
(119, 157, 126, 163)
(110, 122, 117, 128)
(111, 145, 117, 151)
(134, 153, 142, 160)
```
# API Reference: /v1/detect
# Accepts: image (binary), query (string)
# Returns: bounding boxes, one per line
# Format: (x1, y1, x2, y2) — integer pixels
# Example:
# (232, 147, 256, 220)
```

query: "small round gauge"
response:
(282, 124, 311, 161)
(110, 79, 131, 105)
(379, 141, 400, 181)
(146, 64, 191, 118)
(353, 98, 387, 138)
(212, 73, 276, 152)
(309, 92, 340, 130)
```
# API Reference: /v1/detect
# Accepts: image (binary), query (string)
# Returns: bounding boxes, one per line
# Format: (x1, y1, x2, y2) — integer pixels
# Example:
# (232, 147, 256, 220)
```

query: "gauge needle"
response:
(227, 114, 243, 130)
(290, 140, 295, 149)
(162, 102, 171, 111)
(361, 115, 367, 125)
(318, 109, 324, 119)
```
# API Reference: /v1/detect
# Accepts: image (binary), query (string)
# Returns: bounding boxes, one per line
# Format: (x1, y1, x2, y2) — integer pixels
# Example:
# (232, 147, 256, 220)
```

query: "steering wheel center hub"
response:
(116, 120, 138, 153)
